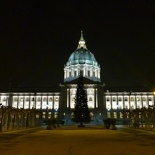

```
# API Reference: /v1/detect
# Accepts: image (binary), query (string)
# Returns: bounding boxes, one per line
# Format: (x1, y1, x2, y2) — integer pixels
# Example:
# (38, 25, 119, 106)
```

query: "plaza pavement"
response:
(0, 125, 155, 155)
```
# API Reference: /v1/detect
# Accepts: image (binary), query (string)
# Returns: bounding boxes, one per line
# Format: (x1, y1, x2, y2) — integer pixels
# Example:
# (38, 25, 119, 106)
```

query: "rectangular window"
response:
(88, 70, 90, 76)
(74, 71, 76, 76)
(124, 97, 128, 101)
(106, 97, 110, 101)
(43, 97, 47, 102)
(49, 97, 53, 102)
(107, 112, 111, 118)
(148, 97, 152, 101)
(48, 112, 51, 119)
(113, 112, 117, 118)
(120, 112, 123, 118)
(89, 97, 92, 101)
(37, 97, 41, 101)
(130, 97, 134, 101)
(14, 97, 18, 102)
(43, 112, 46, 118)
(142, 97, 146, 101)
(55, 97, 59, 102)
(54, 112, 58, 118)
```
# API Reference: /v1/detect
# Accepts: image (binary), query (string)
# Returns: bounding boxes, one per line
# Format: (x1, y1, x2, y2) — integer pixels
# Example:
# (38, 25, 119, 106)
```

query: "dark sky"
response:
(0, 1, 155, 91)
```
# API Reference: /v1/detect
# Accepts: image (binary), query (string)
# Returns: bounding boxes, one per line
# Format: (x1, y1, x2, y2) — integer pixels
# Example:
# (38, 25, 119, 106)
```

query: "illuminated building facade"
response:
(0, 32, 155, 124)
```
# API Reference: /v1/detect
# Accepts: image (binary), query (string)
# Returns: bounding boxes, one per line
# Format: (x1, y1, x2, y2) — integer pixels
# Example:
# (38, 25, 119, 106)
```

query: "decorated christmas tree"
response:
(72, 75, 91, 127)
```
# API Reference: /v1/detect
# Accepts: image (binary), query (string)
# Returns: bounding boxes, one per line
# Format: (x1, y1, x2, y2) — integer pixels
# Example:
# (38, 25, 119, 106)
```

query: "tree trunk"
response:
(0, 117, 3, 131)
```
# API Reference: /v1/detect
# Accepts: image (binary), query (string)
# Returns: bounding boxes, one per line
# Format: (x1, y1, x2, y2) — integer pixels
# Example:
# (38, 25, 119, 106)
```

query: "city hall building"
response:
(0, 32, 155, 125)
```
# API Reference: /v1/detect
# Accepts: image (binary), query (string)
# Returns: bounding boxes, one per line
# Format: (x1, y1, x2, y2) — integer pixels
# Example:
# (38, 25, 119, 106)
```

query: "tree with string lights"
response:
(72, 75, 91, 127)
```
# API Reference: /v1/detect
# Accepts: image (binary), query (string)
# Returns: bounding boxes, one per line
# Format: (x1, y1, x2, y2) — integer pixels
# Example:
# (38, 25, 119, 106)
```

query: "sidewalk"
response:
(120, 125, 155, 133)
(0, 126, 44, 134)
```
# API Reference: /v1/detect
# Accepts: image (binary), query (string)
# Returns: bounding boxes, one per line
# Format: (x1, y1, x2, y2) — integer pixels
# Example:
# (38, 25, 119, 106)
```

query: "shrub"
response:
(103, 118, 116, 129)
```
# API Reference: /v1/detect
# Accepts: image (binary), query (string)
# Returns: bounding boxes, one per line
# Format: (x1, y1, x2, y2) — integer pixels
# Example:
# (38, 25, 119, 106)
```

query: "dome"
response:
(66, 48, 98, 66)
(65, 31, 99, 67)
(64, 31, 101, 83)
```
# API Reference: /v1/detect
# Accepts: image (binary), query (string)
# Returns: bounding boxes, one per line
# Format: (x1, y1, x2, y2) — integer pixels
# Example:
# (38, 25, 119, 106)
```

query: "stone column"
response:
(96, 89, 98, 108)
(94, 89, 96, 108)
(67, 89, 69, 108)
(40, 96, 42, 109)
(17, 95, 19, 109)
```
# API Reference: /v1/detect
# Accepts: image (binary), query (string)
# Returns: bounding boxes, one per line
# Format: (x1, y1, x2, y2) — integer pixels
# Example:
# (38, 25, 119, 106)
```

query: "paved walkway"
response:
(0, 125, 155, 155)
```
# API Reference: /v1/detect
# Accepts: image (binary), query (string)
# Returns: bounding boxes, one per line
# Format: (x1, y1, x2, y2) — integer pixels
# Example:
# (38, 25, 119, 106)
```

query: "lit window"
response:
(55, 97, 59, 101)
(137, 97, 140, 101)
(124, 97, 128, 101)
(130, 97, 134, 101)
(36, 115, 39, 118)
(14, 97, 18, 102)
(43, 97, 47, 102)
(37, 97, 41, 101)
(107, 112, 111, 118)
(89, 97, 92, 101)
(113, 112, 117, 118)
(49, 97, 53, 102)
(72, 98, 75, 101)
(54, 112, 58, 118)
(20, 98, 23, 102)
(112, 97, 116, 101)
(48, 112, 51, 118)
(43, 112, 46, 118)
(106, 97, 110, 101)
(148, 97, 152, 101)
(120, 112, 123, 118)
(142, 97, 146, 101)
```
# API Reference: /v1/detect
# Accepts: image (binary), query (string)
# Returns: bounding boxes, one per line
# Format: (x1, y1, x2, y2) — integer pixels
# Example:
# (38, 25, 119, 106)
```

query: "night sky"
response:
(0, 1, 155, 91)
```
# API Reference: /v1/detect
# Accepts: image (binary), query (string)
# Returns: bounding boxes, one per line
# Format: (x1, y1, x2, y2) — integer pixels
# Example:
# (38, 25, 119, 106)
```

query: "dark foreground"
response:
(0, 126, 155, 155)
